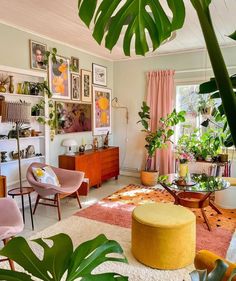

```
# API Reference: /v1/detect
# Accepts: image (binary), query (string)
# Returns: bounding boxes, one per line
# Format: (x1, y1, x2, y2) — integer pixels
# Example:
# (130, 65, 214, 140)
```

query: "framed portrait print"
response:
(29, 40, 47, 71)
(81, 69, 92, 102)
(92, 63, 107, 86)
(49, 55, 71, 99)
(71, 73, 80, 101)
(93, 86, 111, 135)
(71, 56, 79, 73)
(56, 102, 92, 134)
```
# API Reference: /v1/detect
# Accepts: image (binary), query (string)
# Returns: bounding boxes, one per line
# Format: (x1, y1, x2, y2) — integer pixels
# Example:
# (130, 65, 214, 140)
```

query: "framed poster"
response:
(49, 55, 71, 99)
(92, 63, 107, 86)
(71, 73, 80, 101)
(56, 102, 92, 134)
(81, 69, 92, 102)
(71, 56, 79, 73)
(93, 86, 111, 135)
(29, 40, 47, 71)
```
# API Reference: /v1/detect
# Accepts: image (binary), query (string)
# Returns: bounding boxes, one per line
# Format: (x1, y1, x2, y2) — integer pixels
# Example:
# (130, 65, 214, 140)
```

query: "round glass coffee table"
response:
(160, 174, 230, 231)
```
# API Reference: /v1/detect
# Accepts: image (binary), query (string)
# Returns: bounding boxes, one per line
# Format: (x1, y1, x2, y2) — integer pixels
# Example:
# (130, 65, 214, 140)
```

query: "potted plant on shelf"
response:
(137, 102, 186, 186)
(197, 95, 214, 115)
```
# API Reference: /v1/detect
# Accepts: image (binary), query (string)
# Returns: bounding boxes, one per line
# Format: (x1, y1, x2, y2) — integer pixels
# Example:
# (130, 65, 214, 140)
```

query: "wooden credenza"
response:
(59, 147, 119, 193)
(0, 176, 6, 197)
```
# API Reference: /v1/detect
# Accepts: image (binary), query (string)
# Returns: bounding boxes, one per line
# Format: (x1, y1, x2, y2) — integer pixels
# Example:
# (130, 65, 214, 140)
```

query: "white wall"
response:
(113, 47, 236, 176)
(0, 23, 114, 168)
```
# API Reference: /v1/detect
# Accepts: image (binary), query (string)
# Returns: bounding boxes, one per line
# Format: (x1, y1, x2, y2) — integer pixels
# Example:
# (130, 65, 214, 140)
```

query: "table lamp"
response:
(62, 139, 78, 155)
(1, 100, 31, 222)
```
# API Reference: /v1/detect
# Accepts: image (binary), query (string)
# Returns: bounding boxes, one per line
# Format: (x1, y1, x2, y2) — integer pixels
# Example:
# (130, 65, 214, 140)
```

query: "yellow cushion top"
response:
(132, 203, 195, 228)
(222, 177, 236, 186)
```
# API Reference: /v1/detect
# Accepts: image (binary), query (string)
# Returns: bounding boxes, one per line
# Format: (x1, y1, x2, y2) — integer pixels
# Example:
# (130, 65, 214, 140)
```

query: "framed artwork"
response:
(29, 40, 47, 71)
(71, 73, 80, 101)
(71, 56, 79, 73)
(92, 63, 107, 86)
(56, 102, 92, 134)
(49, 55, 71, 99)
(81, 69, 92, 102)
(93, 86, 111, 135)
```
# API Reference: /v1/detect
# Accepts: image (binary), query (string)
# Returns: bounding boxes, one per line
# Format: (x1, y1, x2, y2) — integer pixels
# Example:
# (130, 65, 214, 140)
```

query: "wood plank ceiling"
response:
(0, 0, 235, 61)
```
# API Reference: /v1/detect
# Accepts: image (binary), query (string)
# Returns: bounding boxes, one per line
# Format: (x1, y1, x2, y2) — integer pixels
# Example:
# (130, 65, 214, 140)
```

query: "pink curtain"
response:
(146, 70, 175, 175)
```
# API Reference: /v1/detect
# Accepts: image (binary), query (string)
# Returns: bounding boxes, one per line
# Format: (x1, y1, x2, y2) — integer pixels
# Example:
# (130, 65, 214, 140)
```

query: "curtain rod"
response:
(175, 65, 236, 74)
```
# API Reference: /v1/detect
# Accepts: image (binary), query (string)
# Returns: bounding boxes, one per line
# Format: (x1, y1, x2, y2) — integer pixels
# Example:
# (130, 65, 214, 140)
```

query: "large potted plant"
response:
(138, 102, 185, 186)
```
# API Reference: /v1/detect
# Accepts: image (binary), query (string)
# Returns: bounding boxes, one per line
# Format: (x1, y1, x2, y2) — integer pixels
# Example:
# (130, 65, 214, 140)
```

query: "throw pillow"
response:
(32, 166, 61, 187)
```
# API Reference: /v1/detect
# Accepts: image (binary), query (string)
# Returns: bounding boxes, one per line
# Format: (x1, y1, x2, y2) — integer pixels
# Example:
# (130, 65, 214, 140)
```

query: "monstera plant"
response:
(77, 0, 236, 146)
(0, 234, 128, 281)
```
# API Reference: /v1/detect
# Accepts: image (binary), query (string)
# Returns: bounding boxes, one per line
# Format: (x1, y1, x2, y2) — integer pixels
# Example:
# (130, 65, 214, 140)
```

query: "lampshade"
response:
(62, 139, 78, 147)
(1, 101, 31, 123)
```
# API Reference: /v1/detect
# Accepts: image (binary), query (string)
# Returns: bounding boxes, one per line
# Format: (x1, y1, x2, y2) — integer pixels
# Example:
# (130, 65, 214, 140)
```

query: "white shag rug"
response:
(28, 216, 194, 281)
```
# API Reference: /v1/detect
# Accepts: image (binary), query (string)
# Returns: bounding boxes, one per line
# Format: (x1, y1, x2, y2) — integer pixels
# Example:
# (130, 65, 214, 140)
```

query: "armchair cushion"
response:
(32, 166, 61, 187)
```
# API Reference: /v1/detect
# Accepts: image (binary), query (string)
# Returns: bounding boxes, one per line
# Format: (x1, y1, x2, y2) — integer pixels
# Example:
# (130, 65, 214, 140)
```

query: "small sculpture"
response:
(103, 131, 109, 148)
(10, 150, 25, 160)
(26, 145, 35, 158)
(0, 151, 7, 162)
(93, 137, 99, 150)
(79, 144, 86, 153)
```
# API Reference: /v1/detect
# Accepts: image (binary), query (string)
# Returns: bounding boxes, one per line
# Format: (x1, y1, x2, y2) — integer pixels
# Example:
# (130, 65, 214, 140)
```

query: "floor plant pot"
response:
(141, 170, 159, 186)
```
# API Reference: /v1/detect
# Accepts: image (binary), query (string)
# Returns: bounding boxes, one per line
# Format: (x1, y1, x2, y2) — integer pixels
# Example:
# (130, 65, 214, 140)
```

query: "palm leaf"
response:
(78, 0, 185, 55)
(0, 269, 33, 281)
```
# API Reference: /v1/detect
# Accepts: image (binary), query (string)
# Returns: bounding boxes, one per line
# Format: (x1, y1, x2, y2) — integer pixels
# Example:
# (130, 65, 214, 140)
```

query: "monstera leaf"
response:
(0, 234, 128, 281)
(190, 259, 236, 281)
(78, 0, 185, 56)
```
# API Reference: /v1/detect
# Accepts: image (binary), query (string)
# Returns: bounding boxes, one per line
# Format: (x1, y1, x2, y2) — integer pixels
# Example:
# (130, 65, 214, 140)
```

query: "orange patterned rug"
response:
(75, 184, 236, 258)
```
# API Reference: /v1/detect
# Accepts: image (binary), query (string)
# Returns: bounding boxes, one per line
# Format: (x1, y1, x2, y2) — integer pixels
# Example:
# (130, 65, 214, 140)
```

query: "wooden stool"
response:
(8, 187, 34, 230)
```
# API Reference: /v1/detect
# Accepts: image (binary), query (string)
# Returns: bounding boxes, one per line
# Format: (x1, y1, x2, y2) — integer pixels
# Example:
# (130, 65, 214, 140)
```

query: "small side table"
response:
(8, 187, 34, 230)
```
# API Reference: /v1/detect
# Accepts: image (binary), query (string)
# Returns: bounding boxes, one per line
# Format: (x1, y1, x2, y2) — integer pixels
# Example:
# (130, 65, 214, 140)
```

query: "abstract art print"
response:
(93, 86, 111, 135)
(71, 73, 80, 101)
(56, 102, 92, 134)
(49, 55, 70, 99)
(92, 63, 107, 86)
(81, 69, 92, 102)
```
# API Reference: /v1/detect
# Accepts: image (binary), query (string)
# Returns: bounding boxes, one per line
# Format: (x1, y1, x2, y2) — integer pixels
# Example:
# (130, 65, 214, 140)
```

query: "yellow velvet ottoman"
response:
(131, 203, 196, 269)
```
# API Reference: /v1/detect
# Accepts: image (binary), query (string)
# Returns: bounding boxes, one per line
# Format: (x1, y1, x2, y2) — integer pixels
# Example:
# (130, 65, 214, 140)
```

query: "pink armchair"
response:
(0, 197, 24, 269)
(26, 162, 85, 220)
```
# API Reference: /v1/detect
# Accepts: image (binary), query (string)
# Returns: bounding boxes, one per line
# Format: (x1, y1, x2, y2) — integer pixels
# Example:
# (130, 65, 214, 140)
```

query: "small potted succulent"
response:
(137, 102, 186, 186)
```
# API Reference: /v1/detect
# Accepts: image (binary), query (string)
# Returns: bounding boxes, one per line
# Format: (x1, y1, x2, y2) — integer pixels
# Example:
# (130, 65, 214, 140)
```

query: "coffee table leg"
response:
(28, 194, 34, 230)
(201, 208, 211, 231)
(209, 201, 222, 214)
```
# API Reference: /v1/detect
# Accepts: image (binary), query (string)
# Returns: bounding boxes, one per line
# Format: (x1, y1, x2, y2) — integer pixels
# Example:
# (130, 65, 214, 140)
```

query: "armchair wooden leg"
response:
(56, 194, 61, 221)
(75, 191, 82, 209)
(33, 195, 40, 215)
(3, 238, 15, 270)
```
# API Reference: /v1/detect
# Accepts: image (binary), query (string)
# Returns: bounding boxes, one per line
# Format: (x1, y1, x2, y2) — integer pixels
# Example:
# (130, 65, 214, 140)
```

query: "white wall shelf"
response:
(0, 93, 44, 99)
(0, 156, 45, 165)
(0, 136, 45, 142)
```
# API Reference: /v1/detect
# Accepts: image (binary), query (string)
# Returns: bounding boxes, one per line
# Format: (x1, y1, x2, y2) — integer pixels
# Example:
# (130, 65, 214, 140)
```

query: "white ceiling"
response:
(0, 0, 236, 61)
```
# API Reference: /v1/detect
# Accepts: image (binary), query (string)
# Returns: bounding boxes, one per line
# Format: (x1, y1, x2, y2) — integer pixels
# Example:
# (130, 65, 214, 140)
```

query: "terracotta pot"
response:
(219, 154, 228, 163)
(141, 170, 159, 186)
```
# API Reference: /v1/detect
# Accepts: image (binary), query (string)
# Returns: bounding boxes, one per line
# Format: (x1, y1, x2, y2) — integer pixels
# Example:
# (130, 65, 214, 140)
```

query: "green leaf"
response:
(207, 259, 228, 281)
(78, 0, 185, 56)
(66, 234, 127, 281)
(228, 30, 236, 41)
(81, 273, 128, 280)
(0, 234, 73, 281)
(190, 269, 207, 281)
(167, 129, 174, 138)
(0, 269, 33, 281)
(199, 78, 217, 93)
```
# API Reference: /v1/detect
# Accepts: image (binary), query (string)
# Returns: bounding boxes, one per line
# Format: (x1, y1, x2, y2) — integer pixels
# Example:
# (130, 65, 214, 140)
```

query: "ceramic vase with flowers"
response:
(178, 152, 195, 178)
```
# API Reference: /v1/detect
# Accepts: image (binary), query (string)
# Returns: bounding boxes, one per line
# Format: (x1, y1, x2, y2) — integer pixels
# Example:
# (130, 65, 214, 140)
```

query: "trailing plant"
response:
(31, 99, 45, 116)
(0, 233, 128, 281)
(137, 101, 185, 171)
(199, 74, 236, 147)
(77, 0, 236, 146)
(36, 99, 57, 131)
(190, 259, 236, 281)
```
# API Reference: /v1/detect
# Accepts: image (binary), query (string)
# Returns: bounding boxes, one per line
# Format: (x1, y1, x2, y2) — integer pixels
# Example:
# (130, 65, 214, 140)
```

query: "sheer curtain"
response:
(147, 70, 175, 175)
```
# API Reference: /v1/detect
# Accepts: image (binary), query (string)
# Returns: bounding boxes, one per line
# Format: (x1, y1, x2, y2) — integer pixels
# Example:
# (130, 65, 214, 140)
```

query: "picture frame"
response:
(92, 63, 107, 86)
(29, 40, 47, 71)
(48, 55, 71, 100)
(56, 102, 92, 134)
(71, 56, 79, 73)
(81, 69, 92, 103)
(93, 86, 111, 135)
(71, 73, 80, 101)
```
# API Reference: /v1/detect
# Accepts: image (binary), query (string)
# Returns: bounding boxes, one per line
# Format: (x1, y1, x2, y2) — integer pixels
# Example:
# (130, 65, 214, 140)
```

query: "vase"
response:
(8, 75, 14, 93)
(179, 163, 188, 178)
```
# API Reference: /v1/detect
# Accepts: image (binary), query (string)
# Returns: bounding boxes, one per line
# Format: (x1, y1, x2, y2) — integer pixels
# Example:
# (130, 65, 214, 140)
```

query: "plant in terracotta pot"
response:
(138, 101, 186, 186)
